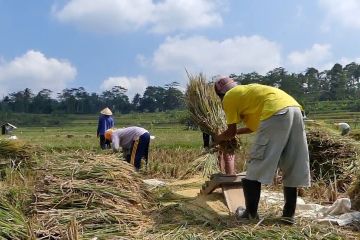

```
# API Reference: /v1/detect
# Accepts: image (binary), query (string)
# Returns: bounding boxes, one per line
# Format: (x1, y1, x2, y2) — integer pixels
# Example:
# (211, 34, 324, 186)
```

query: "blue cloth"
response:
(126, 132, 150, 170)
(97, 115, 114, 135)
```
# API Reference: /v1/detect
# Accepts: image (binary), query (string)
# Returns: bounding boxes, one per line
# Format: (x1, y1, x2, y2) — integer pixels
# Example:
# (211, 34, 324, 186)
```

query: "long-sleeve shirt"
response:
(97, 115, 114, 135)
(338, 122, 350, 131)
(111, 127, 148, 151)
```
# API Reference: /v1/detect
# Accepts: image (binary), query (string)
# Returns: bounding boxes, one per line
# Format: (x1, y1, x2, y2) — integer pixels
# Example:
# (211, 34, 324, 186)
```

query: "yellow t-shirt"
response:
(222, 84, 302, 131)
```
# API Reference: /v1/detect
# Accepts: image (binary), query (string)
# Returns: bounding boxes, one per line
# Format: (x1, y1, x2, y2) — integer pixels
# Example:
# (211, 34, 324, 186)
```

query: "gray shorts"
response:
(246, 107, 311, 187)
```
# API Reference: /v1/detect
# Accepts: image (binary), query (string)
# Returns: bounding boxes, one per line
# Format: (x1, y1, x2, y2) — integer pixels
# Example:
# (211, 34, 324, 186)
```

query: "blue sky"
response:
(1, 0, 360, 99)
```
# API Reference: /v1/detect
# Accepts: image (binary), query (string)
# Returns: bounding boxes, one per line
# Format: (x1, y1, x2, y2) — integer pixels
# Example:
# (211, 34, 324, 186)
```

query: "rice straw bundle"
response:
(348, 173, 360, 210)
(181, 153, 219, 179)
(185, 72, 239, 153)
(184, 72, 240, 177)
(306, 126, 358, 193)
(32, 151, 155, 239)
(0, 139, 35, 170)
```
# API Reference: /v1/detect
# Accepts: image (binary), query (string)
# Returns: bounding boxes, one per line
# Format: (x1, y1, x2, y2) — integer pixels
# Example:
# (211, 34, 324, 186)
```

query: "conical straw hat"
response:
(100, 107, 112, 116)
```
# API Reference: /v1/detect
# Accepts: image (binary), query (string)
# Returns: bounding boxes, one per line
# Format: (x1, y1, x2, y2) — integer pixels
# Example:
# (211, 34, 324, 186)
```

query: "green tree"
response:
(31, 89, 55, 113)
(164, 82, 185, 110)
(328, 63, 347, 100)
(139, 86, 166, 112)
(100, 86, 131, 114)
(131, 93, 141, 111)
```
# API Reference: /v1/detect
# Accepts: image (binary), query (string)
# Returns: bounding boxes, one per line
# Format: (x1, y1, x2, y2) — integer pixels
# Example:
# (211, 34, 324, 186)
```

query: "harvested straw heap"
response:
(184, 72, 240, 177)
(306, 125, 359, 195)
(348, 174, 360, 211)
(32, 151, 155, 239)
(0, 139, 35, 174)
(0, 139, 35, 169)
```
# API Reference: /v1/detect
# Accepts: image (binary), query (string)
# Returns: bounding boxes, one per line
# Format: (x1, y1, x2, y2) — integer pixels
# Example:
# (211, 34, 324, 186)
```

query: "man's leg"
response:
(241, 108, 294, 220)
(279, 107, 311, 224)
(342, 128, 350, 136)
(99, 135, 106, 150)
(130, 133, 150, 170)
(236, 178, 261, 220)
(223, 153, 235, 175)
(282, 186, 297, 225)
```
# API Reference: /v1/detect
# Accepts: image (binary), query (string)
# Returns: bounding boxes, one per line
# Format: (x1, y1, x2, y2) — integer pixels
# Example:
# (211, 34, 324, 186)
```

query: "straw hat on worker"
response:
(100, 107, 112, 116)
(212, 75, 237, 96)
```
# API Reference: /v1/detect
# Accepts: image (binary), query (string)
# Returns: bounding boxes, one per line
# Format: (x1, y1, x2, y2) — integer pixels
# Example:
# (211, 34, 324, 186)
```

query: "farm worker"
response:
(97, 107, 114, 150)
(105, 126, 150, 170)
(203, 132, 235, 175)
(212, 76, 310, 225)
(334, 122, 350, 136)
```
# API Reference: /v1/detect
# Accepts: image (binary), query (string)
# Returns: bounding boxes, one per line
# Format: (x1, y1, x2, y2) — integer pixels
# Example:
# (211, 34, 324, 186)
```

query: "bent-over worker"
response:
(335, 122, 350, 136)
(213, 76, 311, 225)
(105, 126, 150, 170)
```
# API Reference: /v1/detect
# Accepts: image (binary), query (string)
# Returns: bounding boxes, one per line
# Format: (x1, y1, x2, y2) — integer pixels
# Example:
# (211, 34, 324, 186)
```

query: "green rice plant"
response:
(0, 197, 32, 240)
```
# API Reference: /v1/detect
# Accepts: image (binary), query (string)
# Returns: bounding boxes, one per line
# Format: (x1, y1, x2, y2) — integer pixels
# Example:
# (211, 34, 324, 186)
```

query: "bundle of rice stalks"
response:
(32, 151, 155, 239)
(185, 72, 240, 177)
(348, 173, 360, 210)
(146, 148, 203, 179)
(0, 197, 33, 239)
(181, 153, 219, 179)
(0, 139, 35, 170)
(306, 126, 359, 194)
(185, 72, 239, 153)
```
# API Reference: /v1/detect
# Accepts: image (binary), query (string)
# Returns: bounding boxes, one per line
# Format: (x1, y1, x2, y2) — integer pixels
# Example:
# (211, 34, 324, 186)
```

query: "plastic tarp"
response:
(261, 190, 360, 226)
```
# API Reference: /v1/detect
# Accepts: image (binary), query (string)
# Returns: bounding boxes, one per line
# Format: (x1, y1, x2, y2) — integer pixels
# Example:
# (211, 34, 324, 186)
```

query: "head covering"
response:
(213, 75, 237, 95)
(105, 128, 115, 141)
(100, 107, 112, 116)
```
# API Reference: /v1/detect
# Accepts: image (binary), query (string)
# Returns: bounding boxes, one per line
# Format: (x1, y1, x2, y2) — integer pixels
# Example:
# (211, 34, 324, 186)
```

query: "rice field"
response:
(0, 112, 359, 239)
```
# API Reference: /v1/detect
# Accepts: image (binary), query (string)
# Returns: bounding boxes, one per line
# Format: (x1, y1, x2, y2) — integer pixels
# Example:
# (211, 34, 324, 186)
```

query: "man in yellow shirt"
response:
(213, 76, 310, 225)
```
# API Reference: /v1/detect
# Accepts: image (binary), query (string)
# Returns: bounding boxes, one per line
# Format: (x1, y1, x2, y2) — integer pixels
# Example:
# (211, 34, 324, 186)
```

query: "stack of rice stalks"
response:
(0, 139, 36, 180)
(0, 139, 34, 167)
(0, 139, 35, 170)
(147, 148, 202, 178)
(184, 72, 240, 177)
(32, 151, 155, 239)
(306, 125, 359, 199)
(348, 174, 360, 210)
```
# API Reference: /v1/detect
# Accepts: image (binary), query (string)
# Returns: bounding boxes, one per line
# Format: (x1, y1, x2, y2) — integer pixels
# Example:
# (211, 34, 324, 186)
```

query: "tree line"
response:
(1, 62, 360, 114)
(232, 62, 360, 104)
(0, 82, 185, 114)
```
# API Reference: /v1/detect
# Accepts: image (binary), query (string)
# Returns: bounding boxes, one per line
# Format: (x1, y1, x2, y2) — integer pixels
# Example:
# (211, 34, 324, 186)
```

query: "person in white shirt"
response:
(105, 126, 150, 170)
(335, 122, 350, 136)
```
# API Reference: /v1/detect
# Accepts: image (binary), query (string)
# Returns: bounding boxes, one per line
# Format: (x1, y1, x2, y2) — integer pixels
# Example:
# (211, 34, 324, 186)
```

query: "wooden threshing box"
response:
(200, 173, 246, 213)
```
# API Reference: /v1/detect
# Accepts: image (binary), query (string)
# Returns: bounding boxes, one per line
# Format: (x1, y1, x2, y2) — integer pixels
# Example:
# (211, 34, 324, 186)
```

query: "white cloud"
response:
(319, 0, 360, 29)
(0, 50, 76, 97)
(287, 44, 332, 71)
(149, 35, 281, 78)
(337, 57, 360, 66)
(149, 0, 222, 33)
(100, 75, 148, 99)
(53, 0, 222, 34)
